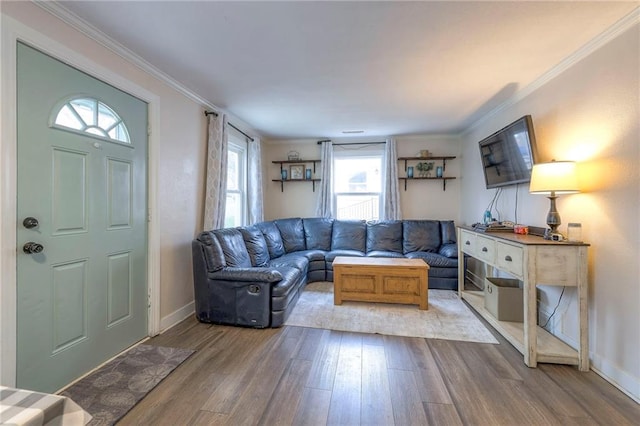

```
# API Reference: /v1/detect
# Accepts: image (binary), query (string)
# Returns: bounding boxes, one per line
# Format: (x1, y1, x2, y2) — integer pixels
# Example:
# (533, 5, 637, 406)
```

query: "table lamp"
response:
(529, 160, 579, 240)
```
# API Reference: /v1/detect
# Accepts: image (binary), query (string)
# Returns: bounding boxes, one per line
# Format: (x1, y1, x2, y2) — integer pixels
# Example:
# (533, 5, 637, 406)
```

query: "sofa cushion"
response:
(268, 253, 309, 273)
(256, 221, 286, 258)
(439, 243, 458, 259)
(405, 251, 458, 268)
(213, 228, 252, 268)
(366, 250, 405, 258)
(366, 220, 403, 253)
(275, 218, 306, 252)
(325, 249, 365, 268)
(239, 225, 271, 267)
(303, 217, 333, 250)
(403, 220, 442, 253)
(332, 220, 366, 252)
(295, 249, 327, 262)
(196, 231, 226, 272)
(441, 220, 457, 244)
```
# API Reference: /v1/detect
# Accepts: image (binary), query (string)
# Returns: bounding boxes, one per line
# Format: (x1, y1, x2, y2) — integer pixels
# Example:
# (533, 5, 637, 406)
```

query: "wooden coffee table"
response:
(333, 256, 429, 310)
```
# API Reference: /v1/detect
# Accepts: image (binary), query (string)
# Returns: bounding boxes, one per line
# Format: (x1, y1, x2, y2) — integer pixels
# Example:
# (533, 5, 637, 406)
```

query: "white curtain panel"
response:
(382, 137, 402, 220)
(315, 141, 334, 218)
(247, 136, 264, 224)
(203, 113, 228, 230)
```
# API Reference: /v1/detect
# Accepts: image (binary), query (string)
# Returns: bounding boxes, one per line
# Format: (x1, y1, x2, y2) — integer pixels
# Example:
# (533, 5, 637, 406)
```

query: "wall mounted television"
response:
(478, 115, 539, 189)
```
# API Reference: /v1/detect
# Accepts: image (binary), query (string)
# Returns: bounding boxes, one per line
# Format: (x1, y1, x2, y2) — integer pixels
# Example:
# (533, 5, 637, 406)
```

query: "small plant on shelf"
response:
(416, 162, 434, 177)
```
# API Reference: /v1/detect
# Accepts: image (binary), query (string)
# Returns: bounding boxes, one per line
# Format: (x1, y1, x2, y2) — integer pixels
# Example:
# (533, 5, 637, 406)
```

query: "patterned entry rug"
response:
(286, 282, 499, 344)
(61, 344, 194, 425)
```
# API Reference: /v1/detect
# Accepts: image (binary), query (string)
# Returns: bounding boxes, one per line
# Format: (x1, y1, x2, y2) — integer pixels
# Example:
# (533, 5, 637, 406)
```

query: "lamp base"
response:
(544, 229, 565, 241)
(544, 192, 562, 240)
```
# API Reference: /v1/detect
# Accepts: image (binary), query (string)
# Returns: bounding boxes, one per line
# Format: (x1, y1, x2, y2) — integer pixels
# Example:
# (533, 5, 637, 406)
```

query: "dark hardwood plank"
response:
(361, 344, 394, 425)
(423, 402, 463, 426)
(542, 364, 639, 425)
(383, 334, 414, 370)
(292, 387, 332, 426)
(407, 337, 454, 405)
(259, 359, 313, 425)
(115, 316, 639, 426)
(327, 332, 362, 425)
(295, 327, 327, 361)
(305, 329, 341, 390)
(388, 368, 429, 425)
(221, 327, 304, 425)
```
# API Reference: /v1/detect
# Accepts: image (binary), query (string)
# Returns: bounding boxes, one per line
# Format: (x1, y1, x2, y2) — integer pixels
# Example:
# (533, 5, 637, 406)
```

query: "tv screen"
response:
(478, 115, 538, 189)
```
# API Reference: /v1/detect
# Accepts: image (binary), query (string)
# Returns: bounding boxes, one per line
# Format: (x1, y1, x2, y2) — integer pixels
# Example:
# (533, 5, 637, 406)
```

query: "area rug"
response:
(286, 282, 499, 344)
(60, 344, 194, 426)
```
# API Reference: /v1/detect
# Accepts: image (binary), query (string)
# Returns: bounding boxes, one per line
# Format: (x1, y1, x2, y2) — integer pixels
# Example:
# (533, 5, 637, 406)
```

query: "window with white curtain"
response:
(333, 146, 383, 220)
(224, 132, 248, 227)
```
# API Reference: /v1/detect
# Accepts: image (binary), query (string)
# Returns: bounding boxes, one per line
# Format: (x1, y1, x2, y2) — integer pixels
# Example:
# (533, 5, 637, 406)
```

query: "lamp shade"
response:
(529, 161, 579, 194)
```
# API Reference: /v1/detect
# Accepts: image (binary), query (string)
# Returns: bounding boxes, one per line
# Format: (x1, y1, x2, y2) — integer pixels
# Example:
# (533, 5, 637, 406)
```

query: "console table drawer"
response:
(476, 236, 496, 263)
(460, 230, 477, 256)
(497, 242, 523, 278)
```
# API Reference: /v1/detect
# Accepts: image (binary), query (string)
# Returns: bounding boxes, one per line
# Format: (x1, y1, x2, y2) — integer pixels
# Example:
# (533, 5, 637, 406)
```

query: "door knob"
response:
(23, 217, 39, 229)
(23, 242, 44, 254)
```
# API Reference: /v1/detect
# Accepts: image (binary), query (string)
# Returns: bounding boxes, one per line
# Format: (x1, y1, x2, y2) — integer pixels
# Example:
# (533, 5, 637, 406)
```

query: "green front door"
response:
(16, 42, 148, 392)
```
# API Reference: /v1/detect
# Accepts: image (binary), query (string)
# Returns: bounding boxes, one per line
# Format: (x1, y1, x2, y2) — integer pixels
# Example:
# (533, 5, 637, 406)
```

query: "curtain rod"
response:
(204, 111, 254, 142)
(316, 140, 386, 146)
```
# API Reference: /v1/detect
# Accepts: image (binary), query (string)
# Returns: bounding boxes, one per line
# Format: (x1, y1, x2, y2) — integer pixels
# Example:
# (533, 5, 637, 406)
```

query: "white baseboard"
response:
(159, 301, 195, 333)
(591, 354, 640, 404)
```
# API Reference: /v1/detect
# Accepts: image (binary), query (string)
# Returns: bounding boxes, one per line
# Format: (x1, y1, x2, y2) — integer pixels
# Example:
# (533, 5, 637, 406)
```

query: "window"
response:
(52, 97, 130, 143)
(334, 151, 382, 220)
(224, 134, 247, 227)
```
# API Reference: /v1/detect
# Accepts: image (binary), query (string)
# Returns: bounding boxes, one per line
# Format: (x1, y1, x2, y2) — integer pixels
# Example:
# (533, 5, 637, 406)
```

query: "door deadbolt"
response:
(23, 242, 44, 254)
(23, 217, 39, 229)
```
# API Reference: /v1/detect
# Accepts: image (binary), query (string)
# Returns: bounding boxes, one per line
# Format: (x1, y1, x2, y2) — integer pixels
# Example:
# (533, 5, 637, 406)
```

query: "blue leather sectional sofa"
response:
(192, 218, 458, 328)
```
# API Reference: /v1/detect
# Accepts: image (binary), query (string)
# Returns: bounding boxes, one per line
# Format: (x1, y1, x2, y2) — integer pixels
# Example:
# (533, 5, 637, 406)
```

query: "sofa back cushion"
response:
(256, 221, 286, 258)
(239, 225, 270, 267)
(332, 220, 366, 252)
(366, 221, 403, 253)
(196, 231, 226, 272)
(440, 220, 457, 244)
(275, 218, 306, 253)
(213, 228, 252, 268)
(303, 217, 333, 250)
(403, 220, 442, 253)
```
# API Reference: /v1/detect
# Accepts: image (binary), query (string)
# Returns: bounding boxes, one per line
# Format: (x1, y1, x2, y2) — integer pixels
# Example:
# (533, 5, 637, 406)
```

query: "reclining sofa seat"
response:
(192, 217, 458, 328)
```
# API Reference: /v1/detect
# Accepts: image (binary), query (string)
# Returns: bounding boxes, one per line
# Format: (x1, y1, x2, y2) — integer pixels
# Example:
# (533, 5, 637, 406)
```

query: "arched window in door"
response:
(51, 97, 131, 143)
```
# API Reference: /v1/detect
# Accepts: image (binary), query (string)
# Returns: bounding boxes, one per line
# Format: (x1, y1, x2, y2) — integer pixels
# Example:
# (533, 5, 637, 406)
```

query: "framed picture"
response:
(289, 164, 305, 180)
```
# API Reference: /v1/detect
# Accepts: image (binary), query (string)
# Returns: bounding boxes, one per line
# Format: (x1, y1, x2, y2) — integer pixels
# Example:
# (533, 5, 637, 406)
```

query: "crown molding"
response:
(34, 1, 218, 112)
(463, 7, 640, 136)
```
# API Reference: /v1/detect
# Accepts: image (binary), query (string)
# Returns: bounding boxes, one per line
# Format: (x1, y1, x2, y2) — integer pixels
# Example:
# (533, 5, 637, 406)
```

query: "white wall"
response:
(263, 135, 462, 221)
(460, 22, 639, 400)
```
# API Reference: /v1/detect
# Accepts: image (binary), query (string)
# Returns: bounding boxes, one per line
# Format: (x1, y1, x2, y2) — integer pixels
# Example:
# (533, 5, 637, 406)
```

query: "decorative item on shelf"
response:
(407, 166, 414, 178)
(416, 161, 434, 177)
(529, 160, 579, 240)
(419, 149, 430, 158)
(289, 164, 305, 180)
(305, 168, 312, 180)
(287, 150, 300, 161)
(436, 166, 443, 178)
(281, 169, 288, 180)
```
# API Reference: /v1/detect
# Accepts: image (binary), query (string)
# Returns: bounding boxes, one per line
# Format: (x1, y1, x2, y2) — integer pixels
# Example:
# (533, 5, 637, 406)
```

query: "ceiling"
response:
(55, 1, 637, 140)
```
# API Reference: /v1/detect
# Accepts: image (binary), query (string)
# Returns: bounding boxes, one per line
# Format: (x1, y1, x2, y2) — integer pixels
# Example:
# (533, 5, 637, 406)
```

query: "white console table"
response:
(457, 226, 589, 371)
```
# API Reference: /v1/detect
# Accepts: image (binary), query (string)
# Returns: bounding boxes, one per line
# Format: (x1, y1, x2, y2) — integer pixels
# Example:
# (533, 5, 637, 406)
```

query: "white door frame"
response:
(1, 15, 161, 387)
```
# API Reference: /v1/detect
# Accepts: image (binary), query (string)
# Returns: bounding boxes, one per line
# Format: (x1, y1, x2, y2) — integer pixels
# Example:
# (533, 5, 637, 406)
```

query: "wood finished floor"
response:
(118, 314, 639, 425)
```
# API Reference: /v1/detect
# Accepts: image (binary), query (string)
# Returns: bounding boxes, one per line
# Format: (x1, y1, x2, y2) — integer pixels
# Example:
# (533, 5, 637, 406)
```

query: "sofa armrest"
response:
(438, 243, 458, 259)
(208, 267, 283, 283)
